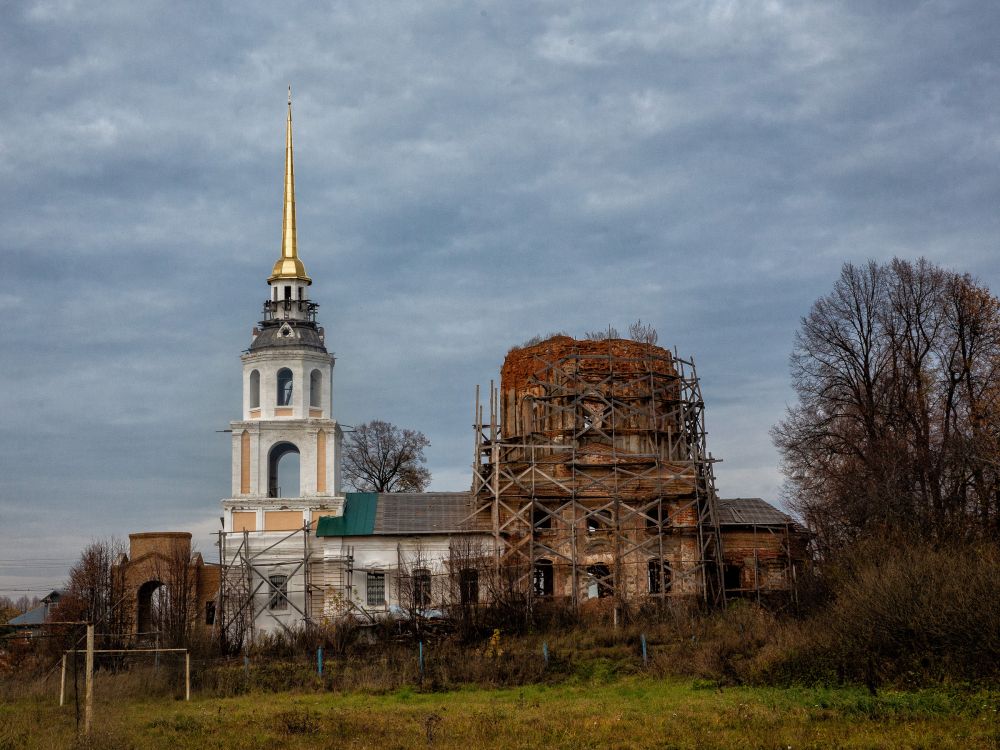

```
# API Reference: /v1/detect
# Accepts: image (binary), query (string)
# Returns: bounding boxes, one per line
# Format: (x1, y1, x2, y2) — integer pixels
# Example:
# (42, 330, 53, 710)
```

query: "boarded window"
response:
(366, 572, 385, 607)
(268, 574, 288, 610)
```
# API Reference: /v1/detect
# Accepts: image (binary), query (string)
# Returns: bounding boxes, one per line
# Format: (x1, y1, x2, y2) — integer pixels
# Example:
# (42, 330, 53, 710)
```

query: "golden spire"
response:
(269, 86, 311, 284)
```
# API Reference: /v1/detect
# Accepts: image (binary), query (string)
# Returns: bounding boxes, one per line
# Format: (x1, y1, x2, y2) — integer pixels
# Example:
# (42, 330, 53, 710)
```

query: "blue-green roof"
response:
(315, 493, 378, 536)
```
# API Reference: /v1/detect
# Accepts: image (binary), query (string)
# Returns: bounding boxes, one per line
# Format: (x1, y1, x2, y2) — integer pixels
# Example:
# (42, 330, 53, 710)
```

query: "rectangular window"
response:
(268, 574, 288, 610)
(459, 569, 479, 605)
(205, 601, 216, 626)
(366, 572, 386, 607)
(648, 560, 671, 594)
(413, 569, 431, 609)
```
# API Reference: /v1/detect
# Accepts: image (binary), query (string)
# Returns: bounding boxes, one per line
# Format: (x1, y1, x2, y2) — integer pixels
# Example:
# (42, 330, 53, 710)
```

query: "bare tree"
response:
(343, 420, 431, 492)
(149, 545, 200, 648)
(584, 326, 620, 341)
(55, 539, 133, 650)
(773, 258, 1000, 555)
(628, 319, 659, 345)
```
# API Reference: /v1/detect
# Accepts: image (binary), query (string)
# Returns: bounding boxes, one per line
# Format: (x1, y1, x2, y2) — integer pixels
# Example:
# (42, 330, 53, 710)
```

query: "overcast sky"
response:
(2, 0, 998, 596)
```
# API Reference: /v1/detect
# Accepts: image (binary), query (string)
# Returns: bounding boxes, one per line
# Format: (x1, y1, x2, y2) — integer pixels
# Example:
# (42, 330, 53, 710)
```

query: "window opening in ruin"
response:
(648, 559, 671, 594)
(724, 564, 742, 591)
(413, 568, 432, 609)
(267, 442, 300, 498)
(587, 509, 613, 533)
(309, 369, 322, 408)
(533, 504, 552, 529)
(205, 601, 216, 625)
(249, 370, 260, 409)
(532, 559, 554, 597)
(268, 574, 288, 610)
(646, 502, 662, 530)
(136, 580, 166, 637)
(586, 564, 612, 598)
(459, 569, 479, 604)
(277, 368, 293, 406)
(366, 572, 385, 607)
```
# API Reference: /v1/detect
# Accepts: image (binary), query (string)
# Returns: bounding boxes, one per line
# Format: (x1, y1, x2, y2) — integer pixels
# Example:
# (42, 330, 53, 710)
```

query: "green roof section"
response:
(315, 493, 378, 537)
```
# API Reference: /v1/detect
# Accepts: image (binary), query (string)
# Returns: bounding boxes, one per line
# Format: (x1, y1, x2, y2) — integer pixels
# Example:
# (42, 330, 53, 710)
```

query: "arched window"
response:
(249, 370, 260, 409)
(309, 369, 322, 408)
(587, 509, 613, 533)
(533, 503, 552, 530)
(586, 564, 612, 598)
(532, 559, 554, 597)
(276, 368, 293, 406)
(267, 442, 300, 498)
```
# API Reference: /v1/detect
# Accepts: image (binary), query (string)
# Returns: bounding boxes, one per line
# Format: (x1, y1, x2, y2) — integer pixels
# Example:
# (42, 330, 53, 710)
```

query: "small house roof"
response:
(717, 498, 808, 533)
(7, 590, 64, 627)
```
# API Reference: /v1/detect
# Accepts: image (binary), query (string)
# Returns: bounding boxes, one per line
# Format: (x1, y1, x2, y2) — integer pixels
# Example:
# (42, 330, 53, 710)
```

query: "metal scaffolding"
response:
(472, 337, 726, 614)
(213, 525, 354, 649)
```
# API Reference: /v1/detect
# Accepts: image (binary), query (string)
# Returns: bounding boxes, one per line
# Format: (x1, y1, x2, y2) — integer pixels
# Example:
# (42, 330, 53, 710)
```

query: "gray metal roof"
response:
(717, 498, 808, 533)
(7, 591, 63, 627)
(249, 321, 327, 352)
(373, 492, 487, 535)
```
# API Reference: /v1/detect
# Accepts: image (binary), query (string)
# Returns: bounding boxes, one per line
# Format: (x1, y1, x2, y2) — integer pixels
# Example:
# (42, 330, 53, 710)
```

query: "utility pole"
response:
(84, 623, 94, 735)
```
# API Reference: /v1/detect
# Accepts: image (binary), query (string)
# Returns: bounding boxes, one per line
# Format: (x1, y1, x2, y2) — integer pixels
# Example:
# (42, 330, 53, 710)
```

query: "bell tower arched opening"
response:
(268, 441, 300, 498)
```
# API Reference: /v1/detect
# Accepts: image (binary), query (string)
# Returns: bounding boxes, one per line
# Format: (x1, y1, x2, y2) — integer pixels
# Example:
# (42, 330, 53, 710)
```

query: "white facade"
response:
(218, 96, 493, 638)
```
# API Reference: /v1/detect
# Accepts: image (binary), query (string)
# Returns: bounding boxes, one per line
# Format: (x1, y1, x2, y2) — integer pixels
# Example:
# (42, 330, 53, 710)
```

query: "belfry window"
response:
(284, 285, 292, 301)
(309, 369, 322, 408)
(249, 370, 260, 409)
(277, 368, 293, 406)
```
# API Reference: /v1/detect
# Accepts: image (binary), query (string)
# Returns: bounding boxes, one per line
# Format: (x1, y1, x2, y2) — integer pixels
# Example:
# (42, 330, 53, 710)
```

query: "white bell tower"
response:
(222, 90, 344, 537)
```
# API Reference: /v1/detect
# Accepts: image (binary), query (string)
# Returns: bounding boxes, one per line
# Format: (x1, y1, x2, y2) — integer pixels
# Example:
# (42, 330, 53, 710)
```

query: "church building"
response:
(205, 93, 809, 643)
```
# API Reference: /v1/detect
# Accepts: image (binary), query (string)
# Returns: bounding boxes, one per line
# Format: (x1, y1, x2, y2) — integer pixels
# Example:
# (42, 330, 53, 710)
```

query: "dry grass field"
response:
(1, 675, 997, 749)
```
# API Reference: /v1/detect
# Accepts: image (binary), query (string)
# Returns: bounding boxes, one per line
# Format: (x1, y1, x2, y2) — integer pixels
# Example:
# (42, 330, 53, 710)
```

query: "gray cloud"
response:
(2, 0, 999, 594)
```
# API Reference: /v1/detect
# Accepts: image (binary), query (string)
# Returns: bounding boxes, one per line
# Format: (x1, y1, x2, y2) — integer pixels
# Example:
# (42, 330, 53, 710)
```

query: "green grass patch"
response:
(0, 676, 997, 749)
